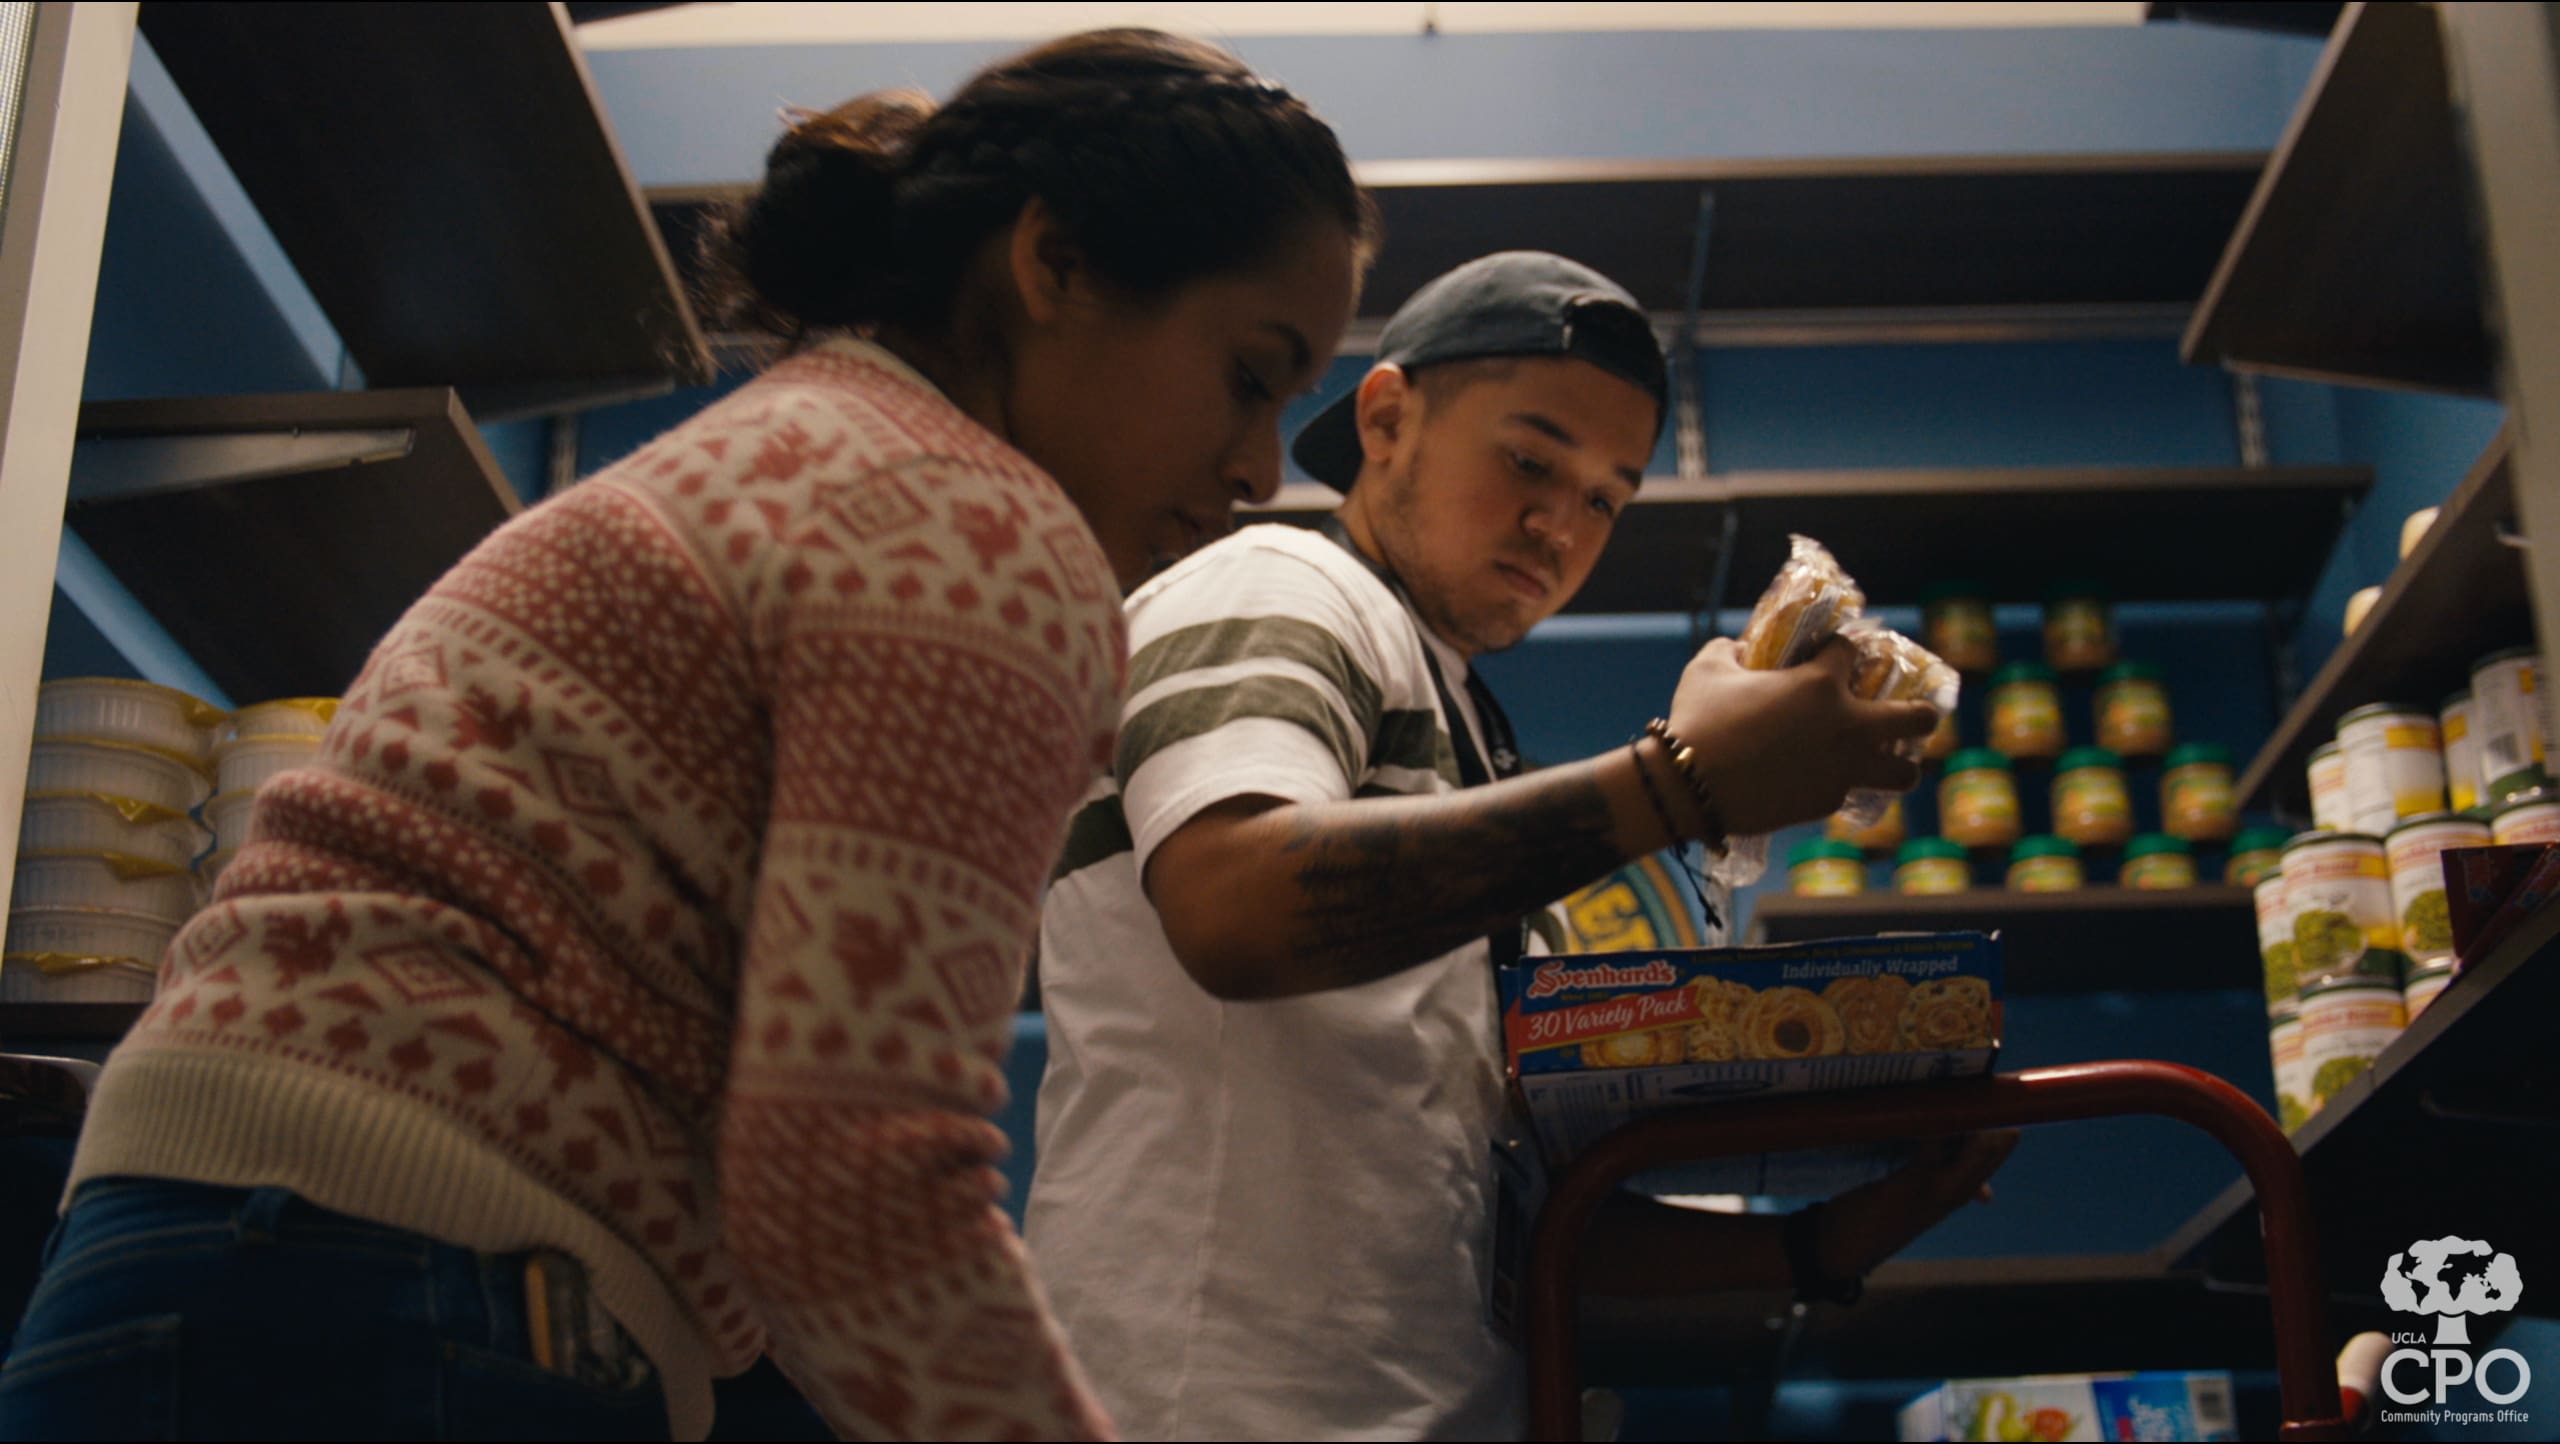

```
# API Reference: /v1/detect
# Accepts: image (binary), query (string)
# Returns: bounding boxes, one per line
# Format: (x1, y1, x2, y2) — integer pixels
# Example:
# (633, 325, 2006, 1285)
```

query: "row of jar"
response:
(1788, 830, 2236, 897)
(1922, 744, 2241, 851)
(2304, 647, 2552, 837)
(1920, 582, 2127, 676)
(5, 679, 333, 1004)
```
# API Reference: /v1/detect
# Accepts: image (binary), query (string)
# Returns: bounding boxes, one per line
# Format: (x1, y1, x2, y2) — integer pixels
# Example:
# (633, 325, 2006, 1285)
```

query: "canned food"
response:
(2120, 833, 2195, 889)
(2491, 789, 2560, 847)
(1941, 750, 2022, 851)
(2300, 978, 2405, 1108)
(2282, 831, 2404, 987)
(2268, 1007, 2310, 1131)
(1988, 663, 2064, 762)
(2403, 961, 2456, 1022)
(2006, 835, 2084, 893)
(2227, 826, 2291, 888)
(1827, 796, 1906, 855)
(2053, 747, 2133, 849)
(2256, 873, 2295, 1014)
(2338, 703, 2446, 834)
(2043, 583, 2114, 673)
(1894, 838, 1970, 896)
(2162, 743, 2238, 843)
(2094, 662, 2173, 759)
(2440, 691, 2480, 815)
(2385, 813, 2489, 966)
(2308, 742, 2352, 833)
(2471, 646, 2548, 802)
(1921, 582, 1998, 674)
(1787, 838, 1866, 897)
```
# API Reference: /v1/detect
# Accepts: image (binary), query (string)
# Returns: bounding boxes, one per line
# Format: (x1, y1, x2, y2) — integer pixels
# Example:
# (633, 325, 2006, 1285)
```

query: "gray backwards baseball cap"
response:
(1291, 250, 1667, 491)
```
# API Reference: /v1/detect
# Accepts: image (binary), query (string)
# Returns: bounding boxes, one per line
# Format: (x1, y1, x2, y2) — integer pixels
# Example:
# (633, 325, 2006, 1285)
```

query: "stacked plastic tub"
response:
(205, 698, 335, 887)
(7, 679, 223, 1004)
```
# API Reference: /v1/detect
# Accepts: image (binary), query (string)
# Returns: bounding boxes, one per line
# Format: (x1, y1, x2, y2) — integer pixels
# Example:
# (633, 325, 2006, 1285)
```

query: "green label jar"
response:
(2094, 661, 2173, 759)
(1894, 838, 1970, 896)
(2121, 833, 2196, 890)
(2043, 583, 2115, 672)
(1988, 663, 2064, 762)
(2300, 979, 2406, 1107)
(2007, 835, 2084, 892)
(2268, 1008, 2309, 1131)
(1940, 749, 2022, 850)
(2256, 872, 2295, 1014)
(2226, 826, 2291, 888)
(2053, 747, 2132, 848)
(1787, 837, 1867, 897)
(2162, 742, 2238, 843)
(1921, 582, 1999, 674)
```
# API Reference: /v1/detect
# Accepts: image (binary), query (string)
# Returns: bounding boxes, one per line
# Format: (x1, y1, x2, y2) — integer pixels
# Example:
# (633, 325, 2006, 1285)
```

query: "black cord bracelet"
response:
(1782, 1200, 1865, 1306)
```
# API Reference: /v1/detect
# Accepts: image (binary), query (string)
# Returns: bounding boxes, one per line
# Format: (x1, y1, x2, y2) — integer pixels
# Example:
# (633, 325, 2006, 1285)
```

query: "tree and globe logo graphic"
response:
(2382, 1237, 2524, 1345)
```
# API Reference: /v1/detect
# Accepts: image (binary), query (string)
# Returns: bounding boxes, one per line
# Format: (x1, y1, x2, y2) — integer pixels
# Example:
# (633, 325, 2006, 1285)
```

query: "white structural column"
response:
(2444, 3, 2560, 666)
(0, 4, 139, 916)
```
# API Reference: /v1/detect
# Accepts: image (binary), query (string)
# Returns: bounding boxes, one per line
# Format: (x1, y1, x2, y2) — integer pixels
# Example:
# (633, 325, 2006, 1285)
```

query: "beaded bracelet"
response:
(1643, 718, 1730, 857)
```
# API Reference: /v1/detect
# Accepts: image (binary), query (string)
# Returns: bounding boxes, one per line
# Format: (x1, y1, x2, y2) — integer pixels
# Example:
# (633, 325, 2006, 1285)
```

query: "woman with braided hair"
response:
(0, 29, 1369, 1443)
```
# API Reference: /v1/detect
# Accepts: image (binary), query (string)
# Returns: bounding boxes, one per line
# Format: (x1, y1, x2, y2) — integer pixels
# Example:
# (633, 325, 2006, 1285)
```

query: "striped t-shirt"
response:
(1027, 522, 1522, 1441)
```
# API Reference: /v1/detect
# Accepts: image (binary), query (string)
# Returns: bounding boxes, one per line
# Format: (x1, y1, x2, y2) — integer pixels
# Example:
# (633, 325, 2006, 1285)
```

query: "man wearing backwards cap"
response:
(1028, 253, 2014, 1439)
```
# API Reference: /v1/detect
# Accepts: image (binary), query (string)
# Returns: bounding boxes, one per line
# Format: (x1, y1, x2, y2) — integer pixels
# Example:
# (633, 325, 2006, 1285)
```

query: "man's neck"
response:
(1330, 498, 1475, 663)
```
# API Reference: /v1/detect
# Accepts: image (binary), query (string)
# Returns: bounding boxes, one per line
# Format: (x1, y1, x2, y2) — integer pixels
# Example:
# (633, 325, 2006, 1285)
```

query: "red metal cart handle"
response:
(1524, 1060, 2348, 1442)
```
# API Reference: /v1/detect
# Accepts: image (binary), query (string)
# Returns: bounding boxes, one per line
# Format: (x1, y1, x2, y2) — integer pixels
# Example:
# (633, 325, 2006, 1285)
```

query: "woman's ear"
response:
(1006, 195, 1084, 328)
(1355, 363, 1415, 466)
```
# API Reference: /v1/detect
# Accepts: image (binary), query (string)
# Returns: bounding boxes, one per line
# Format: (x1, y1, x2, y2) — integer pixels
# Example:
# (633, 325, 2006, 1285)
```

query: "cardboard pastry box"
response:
(1499, 932, 2002, 1195)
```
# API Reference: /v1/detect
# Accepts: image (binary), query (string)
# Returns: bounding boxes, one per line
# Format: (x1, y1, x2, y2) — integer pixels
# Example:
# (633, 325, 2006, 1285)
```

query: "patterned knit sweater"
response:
(69, 338, 1126, 1441)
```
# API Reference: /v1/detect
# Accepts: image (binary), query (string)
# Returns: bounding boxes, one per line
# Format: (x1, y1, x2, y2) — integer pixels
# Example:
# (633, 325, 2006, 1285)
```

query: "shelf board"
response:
(0, 1003, 147, 1045)
(652, 152, 2263, 340)
(2162, 895, 2560, 1308)
(1242, 463, 2367, 614)
(1707, 465, 2369, 607)
(138, 2, 707, 415)
(2182, 2, 2494, 396)
(2238, 428, 2528, 817)
(68, 389, 522, 703)
(2145, 2, 2346, 37)
(1747, 886, 2261, 994)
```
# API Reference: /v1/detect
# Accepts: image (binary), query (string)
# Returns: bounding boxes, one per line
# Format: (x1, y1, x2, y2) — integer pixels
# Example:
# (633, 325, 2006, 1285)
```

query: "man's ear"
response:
(1006, 196, 1083, 327)
(1354, 364, 1416, 467)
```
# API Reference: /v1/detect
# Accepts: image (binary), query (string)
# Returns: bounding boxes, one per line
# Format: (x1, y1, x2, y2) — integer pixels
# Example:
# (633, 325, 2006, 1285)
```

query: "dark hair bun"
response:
(721, 92, 933, 332)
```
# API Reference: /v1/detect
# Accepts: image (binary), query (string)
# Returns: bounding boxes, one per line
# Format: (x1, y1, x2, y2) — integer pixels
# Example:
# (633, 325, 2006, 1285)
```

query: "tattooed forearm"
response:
(1270, 762, 1629, 994)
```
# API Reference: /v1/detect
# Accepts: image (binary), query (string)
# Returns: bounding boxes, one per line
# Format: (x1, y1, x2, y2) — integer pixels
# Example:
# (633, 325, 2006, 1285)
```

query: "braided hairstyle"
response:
(700, 29, 1379, 340)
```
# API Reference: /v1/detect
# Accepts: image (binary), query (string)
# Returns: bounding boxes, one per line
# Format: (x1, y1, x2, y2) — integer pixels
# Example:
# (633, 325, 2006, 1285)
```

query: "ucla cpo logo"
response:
(2378, 1236, 2532, 1425)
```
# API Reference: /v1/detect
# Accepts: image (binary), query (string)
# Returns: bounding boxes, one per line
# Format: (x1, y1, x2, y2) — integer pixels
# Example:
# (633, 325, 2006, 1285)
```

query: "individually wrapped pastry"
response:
(1736, 535, 1865, 671)
(1708, 539, 1955, 885)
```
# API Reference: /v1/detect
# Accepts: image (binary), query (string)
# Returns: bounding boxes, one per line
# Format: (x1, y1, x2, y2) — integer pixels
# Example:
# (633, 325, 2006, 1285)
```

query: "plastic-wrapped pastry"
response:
(1737, 535, 1865, 671)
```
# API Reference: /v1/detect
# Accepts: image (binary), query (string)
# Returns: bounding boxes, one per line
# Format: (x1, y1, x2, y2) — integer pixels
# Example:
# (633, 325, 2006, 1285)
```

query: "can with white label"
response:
(2491, 789, 2560, 847)
(2471, 647, 2549, 803)
(2308, 742, 2352, 833)
(2269, 1006, 2310, 1131)
(2441, 690, 2481, 815)
(2282, 831, 2403, 988)
(2338, 703, 2445, 836)
(2403, 961, 2456, 1022)
(2300, 978, 2405, 1109)
(2255, 872, 2295, 1015)
(2385, 813, 2488, 967)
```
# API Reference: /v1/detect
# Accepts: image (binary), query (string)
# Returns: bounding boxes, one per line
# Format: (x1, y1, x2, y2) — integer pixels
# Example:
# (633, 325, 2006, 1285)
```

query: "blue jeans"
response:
(0, 1177, 668, 1441)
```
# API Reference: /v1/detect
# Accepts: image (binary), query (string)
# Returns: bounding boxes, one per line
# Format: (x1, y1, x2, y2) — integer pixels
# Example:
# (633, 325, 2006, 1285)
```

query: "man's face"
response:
(1348, 356, 1656, 655)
